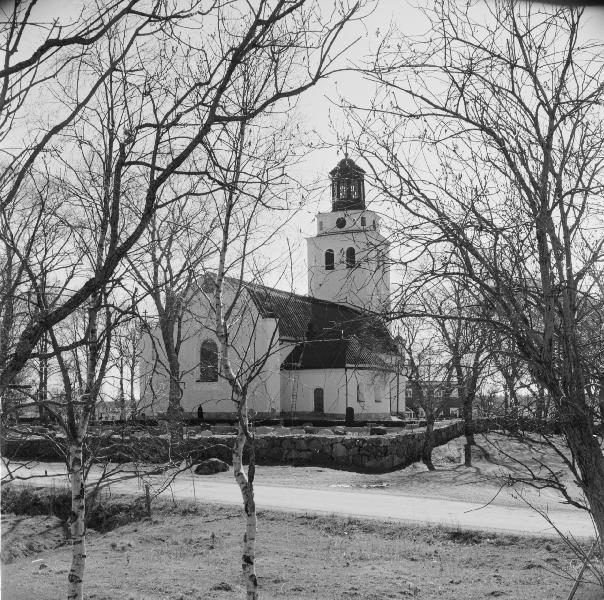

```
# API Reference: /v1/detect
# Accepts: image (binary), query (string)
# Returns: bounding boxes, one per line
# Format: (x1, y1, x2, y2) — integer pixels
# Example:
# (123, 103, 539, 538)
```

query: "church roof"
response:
(280, 335, 391, 371)
(246, 283, 396, 354)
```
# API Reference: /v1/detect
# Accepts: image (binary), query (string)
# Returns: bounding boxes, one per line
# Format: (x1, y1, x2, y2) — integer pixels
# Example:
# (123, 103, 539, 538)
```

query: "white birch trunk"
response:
(232, 422, 258, 600)
(67, 441, 86, 600)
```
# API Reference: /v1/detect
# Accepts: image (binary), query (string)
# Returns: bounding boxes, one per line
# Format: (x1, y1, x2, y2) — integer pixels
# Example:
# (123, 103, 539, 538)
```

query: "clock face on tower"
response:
(336, 217, 346, 229)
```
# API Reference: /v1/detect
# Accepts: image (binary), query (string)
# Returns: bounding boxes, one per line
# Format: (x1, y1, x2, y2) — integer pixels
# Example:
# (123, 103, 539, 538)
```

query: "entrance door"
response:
(313, 388, 324, 413)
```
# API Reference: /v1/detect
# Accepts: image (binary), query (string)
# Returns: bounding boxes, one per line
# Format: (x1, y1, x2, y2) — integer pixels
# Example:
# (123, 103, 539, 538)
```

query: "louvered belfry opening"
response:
(329, 157, 366, 212)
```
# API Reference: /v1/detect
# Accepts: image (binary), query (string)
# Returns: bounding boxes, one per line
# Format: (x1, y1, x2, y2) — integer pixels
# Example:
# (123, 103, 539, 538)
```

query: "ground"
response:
(2, 503, 603, 600)
(2, 433, 603, 599)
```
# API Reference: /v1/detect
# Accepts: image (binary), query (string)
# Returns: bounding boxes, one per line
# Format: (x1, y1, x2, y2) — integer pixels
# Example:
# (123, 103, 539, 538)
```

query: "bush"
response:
(1, 485, 150, 533)
(1, 485, 71, 520)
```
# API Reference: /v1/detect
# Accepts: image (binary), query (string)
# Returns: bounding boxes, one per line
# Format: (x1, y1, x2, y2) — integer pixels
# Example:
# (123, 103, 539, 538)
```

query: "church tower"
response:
(307, 155, 390, 313)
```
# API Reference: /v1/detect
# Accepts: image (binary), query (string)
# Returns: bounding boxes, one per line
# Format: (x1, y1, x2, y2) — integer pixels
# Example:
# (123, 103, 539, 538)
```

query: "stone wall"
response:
(1, 421, 472, 472)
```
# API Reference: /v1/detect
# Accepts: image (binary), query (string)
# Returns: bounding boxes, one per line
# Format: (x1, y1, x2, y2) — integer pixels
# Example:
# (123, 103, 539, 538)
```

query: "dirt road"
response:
(3, 460, 595, 539)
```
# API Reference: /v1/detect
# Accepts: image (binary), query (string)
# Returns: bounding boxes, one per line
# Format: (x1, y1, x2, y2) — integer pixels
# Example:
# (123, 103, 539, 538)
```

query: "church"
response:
(139, 156, 406, 422)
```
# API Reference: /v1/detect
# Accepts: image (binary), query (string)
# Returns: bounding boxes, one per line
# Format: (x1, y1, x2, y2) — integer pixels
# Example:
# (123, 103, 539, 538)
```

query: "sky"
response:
(13, 0, 604, 297)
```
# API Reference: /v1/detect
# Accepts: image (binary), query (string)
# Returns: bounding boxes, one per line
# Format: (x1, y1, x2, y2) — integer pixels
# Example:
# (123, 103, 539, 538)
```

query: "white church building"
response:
(139, 156, 406, 422)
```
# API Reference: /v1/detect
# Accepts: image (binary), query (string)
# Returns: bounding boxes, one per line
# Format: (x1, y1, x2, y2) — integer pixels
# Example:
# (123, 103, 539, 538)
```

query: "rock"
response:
(255, 426, 274, 435)
(370, 426, 387, 435)
(404, 580, 420, 595)
(198, 429, 213, 437)
(333, 426, 346, 435)
(317, 428, 335, 437)
(194, 458, 229, 475)
(333, 443, 348, 458)
(38, 563, 48, 570)
(211, 582, 234, 592)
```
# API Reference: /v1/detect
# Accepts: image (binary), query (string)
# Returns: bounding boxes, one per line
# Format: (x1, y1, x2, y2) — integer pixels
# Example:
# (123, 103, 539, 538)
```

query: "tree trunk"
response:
(599, 376, 604, 426)
(67, 440, 86, 600)
(422, 412, 436, 471)
(232, 422, 258, 600)
(118, 358, 126, 421)
(535, 386, 545, 421)
(463, 391, 475, 467)
(560, 391, 604, 551)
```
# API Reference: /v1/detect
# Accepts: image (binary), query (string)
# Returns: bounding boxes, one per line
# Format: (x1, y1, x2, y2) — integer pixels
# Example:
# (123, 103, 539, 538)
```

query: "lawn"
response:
(1, 491, 602, 600)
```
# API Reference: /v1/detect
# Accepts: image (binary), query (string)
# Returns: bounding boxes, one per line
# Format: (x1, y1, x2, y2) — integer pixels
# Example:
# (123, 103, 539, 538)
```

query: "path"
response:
(2, 462, 596, 539)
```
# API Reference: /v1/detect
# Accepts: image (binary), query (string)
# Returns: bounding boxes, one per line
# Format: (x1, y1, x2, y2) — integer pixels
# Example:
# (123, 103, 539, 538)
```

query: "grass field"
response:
(2, 490, 602, 600)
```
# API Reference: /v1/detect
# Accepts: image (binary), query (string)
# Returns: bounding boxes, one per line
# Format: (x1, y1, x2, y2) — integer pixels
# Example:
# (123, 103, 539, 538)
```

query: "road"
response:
(2, 462, 596, 539)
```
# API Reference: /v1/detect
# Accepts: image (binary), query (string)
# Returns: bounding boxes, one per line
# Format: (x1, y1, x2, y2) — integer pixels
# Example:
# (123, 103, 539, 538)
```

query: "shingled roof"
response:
(245, 282, 397, 355)
(280, 335, 391, 371)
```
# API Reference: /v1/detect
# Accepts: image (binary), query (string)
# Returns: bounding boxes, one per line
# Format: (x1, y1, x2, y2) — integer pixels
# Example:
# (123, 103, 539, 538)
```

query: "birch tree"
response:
(348, 0, 604, 549)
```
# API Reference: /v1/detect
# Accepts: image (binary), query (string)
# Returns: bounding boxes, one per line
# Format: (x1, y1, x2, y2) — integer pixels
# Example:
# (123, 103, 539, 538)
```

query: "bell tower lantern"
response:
(330, 156, 366, 212)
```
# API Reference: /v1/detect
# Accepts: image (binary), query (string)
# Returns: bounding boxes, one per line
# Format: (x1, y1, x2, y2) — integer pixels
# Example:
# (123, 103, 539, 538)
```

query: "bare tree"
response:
(128, 184, 217, 437)
(348, 0, 604, 548)
(400, 318, 451, 470)
(0, 0, 361, 400)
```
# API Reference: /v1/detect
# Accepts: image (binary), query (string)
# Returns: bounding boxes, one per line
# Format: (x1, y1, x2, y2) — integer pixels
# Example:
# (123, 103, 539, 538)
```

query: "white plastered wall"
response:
(139, 284, 281, 417)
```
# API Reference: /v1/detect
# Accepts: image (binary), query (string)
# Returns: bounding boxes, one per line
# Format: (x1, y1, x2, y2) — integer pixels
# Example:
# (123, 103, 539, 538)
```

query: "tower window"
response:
(351, 181, 359, 198)
(332, 181, 337, 199)
(325, 249, 334, 271)
(360, 216, 366, 226)
(313, 388, 324, 413)
(346, 247, 356, 268)
(339, 182, 347, 198)
(199, 339, 218, 382)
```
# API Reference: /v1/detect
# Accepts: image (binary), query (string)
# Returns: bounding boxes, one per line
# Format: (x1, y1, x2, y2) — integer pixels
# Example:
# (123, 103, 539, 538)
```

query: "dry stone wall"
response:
(2, 421, 473, 472)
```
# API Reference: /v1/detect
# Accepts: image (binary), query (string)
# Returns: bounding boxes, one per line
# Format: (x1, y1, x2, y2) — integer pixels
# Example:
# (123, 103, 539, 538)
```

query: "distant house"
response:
(139, 156, 406, 422)
(405, 381, 459, 418)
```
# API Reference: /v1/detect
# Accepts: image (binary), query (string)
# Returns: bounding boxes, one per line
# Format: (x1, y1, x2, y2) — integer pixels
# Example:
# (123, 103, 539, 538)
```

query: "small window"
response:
(357, 383, 365, 403)
(313, 388, 324, 413)
(346, 247, 355, 268)
(360, 216, 366, 226)
(339, 182, 347, 198)
(351, 181, 359, 198)
(318, 220, 323, 231)
(199, 339, 218, 382)
(325, 249, 334, 270)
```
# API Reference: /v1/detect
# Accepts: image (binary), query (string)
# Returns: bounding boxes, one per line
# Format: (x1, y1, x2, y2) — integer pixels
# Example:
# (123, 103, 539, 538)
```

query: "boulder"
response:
(194, 458, 230, 475)
(255, 426, 275, 435)
(370, 426, 387, 436)
(317, 428, 335, 437)
(332, 426, 346, 436)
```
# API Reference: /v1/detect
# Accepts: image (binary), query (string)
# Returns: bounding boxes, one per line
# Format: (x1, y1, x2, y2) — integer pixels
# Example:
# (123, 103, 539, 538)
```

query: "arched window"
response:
(313, 388, 324, 413)
(346, 247, 356, 268)
(325, 249, 334, 271)
(199, 339, 218, 382)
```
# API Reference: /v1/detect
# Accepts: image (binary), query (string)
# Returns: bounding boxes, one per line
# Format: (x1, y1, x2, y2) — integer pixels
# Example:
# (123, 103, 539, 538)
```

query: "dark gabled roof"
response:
(280, 335, 391, 371)
(245, 283, 396, 355)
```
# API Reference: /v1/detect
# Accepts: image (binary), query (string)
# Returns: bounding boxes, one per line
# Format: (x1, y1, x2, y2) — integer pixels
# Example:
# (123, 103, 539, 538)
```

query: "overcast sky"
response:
(21, 0, 604, 294)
